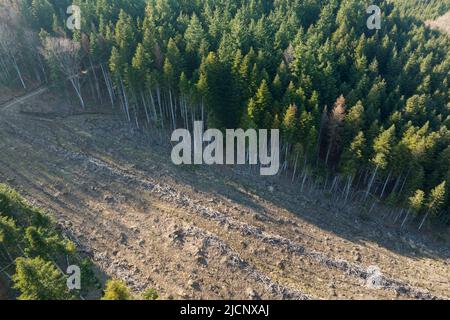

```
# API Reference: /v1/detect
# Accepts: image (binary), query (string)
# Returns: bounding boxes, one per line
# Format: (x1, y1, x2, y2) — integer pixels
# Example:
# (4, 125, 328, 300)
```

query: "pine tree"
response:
(197, 52, 242, 128)
(340, 131, 366, 177)
(343, 100, 365, 146)
(2, 0, 449, 217)
(325, 95, 346, 168)
(418, 182, 446, 230)
(102, 280, 132, 300)
(13, 257, 73, 300)
(248, 80, 274, 129)
(30, 0, 55, 32)
(131, 43, 151, 89)
(184, 14, 205, 54)
(272, 74, 283, 101)
(0, 215, 20, 258)
(410, 190, 425, 215)
(366, 125, 396, 200)
(114, 9, 137, 69)
(371, 125, 396, 172)
(281, 104, 297, 143)
(283, 81, 298, 107)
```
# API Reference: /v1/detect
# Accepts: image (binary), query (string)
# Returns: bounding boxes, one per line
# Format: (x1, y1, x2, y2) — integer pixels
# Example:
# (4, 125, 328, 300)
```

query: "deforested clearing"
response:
(427, 11, 450, 35)
(0, 92, 449, 299)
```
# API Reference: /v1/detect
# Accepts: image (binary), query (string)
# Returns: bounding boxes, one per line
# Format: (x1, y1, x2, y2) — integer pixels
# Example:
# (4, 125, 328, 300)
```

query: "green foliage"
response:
(409, 190, 425, 214)
(142, 288, 159, 300)
(102, 280, 132, 300)
(0, 184, 28, 216)
(427, 182, 446, 215)
(5, 0, 450, 215)
(30, 0, 55, 31)
(13, 257, 73, 300)
(0, 215, 20, 248)
(281, 104, 297, 142)
(393, 0, 450, 20)
(197, 52, 243, 128)
(371, 125, 396, 171)
(0, 185, 97, 300)
(340, 131, 366, 176)
(248, 80, 274, 129)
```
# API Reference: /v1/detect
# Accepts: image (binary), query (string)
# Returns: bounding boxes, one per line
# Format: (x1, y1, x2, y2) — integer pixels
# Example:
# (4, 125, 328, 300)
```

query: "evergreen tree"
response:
(325, 95, 346, 168)
(13, 257, 73, 300)
(340, 131, 366, 177)
(248, 80, 274, 129)
(102, 279, 132, 300)
(419, 182, 446, 230)
(409, 190, 425, 215)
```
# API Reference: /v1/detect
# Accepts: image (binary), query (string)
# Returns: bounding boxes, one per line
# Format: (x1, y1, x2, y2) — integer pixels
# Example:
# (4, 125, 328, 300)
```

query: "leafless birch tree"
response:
(42, 37, 85, 108)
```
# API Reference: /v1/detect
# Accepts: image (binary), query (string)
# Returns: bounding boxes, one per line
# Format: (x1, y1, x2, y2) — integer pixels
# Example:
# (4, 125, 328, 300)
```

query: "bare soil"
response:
(0, 91, 449, 300)
(426, 11, 450, 35)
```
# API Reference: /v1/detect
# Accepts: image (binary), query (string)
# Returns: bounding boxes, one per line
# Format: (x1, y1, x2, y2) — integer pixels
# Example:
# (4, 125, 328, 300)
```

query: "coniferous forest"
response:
(0, 0, 449, 237)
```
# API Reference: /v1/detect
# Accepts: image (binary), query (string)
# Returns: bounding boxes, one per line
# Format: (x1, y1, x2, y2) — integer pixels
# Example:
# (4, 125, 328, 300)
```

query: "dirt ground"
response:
(0, 90, 449, 300)
(426, 11, 450, 35)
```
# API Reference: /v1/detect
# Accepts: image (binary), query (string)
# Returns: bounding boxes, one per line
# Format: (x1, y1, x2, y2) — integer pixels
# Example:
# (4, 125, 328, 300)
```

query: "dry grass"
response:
(426, 11, 450, 35)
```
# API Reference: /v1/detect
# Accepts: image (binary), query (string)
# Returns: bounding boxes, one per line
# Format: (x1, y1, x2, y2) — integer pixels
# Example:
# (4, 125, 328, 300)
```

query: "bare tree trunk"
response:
(169, 88, 176, 130)
(133, 103, 140, 129)
(148, 89, 158, 122)
(292, 152, 299, 183)
(391, 173, 402, 194)
(1, 244, 14, 263)
(418, 210, 431, 231)
(301, 171, 308, 192)
(89, 57, 102, 103)
(344, 175, 353, 204)
(401, 209, 411, 228)
(365, 165, 379, 201)
(141, 91, 150, 124)
(100, 63, 114, 107)
(119, 78, 131, 122)
(0, 56, 10, 80)
(398, 169, 411, 198)
(12, 56, 26, 89)
(69, 77, 85, 109)
(156, 86, 164, 130)
(37, 54, 48, 83)
(380, 170, 392, 199)
(325, 143, 332, 167)
(393, 208, 404, 223)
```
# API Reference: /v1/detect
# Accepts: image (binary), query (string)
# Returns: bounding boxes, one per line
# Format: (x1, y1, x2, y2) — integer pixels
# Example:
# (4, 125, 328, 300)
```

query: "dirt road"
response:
(0, 91, 448, 300)
(0, 87, 48, 111)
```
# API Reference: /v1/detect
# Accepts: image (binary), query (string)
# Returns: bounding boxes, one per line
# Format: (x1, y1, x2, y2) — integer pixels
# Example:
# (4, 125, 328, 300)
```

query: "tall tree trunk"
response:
(365, 165, 379, 201)
(301, 171, 308, 192)
(292, 152, 299, 183)
(148, 89, 158, 122)
(89, 57, 102, 103)
(418, 210, 431, 231)
(156, 86, 164, 130)
(141, 91, 150, 124)
(398, 169, 411, 198)
(100, 63, 114, 107)
(169, 88, 176, 130)
(325, 143, 332, 167)
(69, 77, 85, 109)
(119, 78, 131, 122)
(344, 175, 353, 204)
(380, 170, 392, 199)
(401, 209, 411, 228)
(12, 56, 26, 89)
